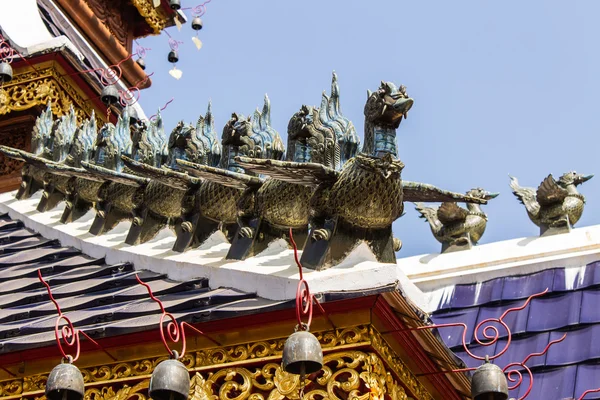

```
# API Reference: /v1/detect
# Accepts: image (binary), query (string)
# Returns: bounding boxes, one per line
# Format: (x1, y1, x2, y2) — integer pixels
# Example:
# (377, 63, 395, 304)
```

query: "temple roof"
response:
(0, 212, 291, 354)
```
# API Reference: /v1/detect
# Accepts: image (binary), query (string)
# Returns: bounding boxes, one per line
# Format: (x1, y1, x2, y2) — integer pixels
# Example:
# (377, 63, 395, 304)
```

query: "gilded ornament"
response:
(130, 0, 169, 34)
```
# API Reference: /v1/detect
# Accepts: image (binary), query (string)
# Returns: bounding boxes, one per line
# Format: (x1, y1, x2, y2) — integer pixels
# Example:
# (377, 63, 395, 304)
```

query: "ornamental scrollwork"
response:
(0, 64, 101, 124)
(7, 326, 431, 400)
(130, 0, 169, 34)
(189, 351, 413, 400)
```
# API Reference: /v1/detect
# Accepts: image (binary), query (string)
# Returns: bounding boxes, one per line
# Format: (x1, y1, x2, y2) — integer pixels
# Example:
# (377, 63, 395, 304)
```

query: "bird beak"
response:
(576, 174, 594, 184)
(392, 97, 414, 117)
(484, 192, 500, 200)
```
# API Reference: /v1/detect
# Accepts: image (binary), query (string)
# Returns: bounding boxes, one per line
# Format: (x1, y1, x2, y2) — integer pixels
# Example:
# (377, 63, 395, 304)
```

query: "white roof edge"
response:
(398, 224, 600, 296)
(0, 191, 413, 302)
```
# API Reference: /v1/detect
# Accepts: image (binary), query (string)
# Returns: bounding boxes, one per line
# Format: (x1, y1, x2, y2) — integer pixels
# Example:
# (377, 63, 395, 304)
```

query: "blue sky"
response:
(138, 1, 600, 257)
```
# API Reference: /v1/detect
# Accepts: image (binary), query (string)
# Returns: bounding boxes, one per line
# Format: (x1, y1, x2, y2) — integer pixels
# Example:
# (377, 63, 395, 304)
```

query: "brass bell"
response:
(471, 359, 509, 400)
(191, 17, 203, 31)
(149, 357, 190, 400)
(100, 85, 119, 106)
(168, 50, 179, 64)
(0, 62, 13, 84)
(136, 57, 146, 70)
(282, 330, 323, 375)
(169, 0, 181, 10)
(45, 362, 85, 400)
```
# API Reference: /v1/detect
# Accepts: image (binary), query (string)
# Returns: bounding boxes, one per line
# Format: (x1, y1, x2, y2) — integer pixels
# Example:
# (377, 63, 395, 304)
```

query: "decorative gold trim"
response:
(130, 0, 170, 34)
(0, 62, 103, 124)
(4, 325, 434, 400)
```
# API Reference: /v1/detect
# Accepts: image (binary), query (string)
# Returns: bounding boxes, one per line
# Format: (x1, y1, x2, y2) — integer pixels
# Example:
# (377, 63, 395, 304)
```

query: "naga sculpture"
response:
(510, 172, 593, 235)
(121, 102, 220, 245)
(174, 95, 285, 253)
(44, 109, 133, 223)
(84, 113, 167, 235)
(235, 81, 487, 270)
(415, 188, 499, 253)
(0, 102, 57, 200)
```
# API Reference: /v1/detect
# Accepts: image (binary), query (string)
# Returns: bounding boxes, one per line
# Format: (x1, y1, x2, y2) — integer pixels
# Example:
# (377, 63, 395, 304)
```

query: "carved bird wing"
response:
(509, 176, 540, 216)
(402, 181, 487, 204)
(414, 202, 440, 224)
(1, 149, 58, 171)
(234, 157, 339, 187)
(177, 159, 263, 190)
(437, 202, 469, 224)
(536, 174, 568, 206)
(81, 161, 149, 187)
(44, 163, 104, 182)
(121, 156, 197, 190)
(0, 145, 25, 161)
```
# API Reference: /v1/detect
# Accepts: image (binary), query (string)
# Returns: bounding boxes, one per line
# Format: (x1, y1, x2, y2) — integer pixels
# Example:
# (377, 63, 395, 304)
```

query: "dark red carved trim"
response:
(373, 296, 465, 400)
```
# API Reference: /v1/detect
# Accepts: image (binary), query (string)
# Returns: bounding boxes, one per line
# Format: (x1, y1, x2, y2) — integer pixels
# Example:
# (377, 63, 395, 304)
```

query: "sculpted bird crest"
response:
(51, 105, 78, 162)
(68, 111, 97, 167)
(195, 101, 222, 167)
(31, 101, 55, 155)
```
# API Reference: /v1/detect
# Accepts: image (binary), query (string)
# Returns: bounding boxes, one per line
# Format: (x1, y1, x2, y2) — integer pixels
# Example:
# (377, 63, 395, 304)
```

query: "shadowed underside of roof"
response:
(430, 263, 600, 399)
(0, 213, 293, 355)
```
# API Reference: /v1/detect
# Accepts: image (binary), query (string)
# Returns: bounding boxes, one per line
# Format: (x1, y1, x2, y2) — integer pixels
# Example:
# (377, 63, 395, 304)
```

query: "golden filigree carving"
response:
(9, 326, 432, 400)
(130, 0, 169, 34)
(85, 380, 149, 400)
(0, 64, 101, 124)
(189, 351, 412, 400)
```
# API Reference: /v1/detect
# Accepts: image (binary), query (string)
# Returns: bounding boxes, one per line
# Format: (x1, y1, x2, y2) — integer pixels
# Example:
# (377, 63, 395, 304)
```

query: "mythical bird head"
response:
(364, 81, 413, 128)
(221, 113, 254, 173)
(68, 112, 97, 167)
(466, 188, 500, 201)
(166, 121, 200, 169)
(93, 110, 132, 172)
(49, 105, 77, 163)
(287, 104, 336, 167)
(133, 109, 167, 168)
(195, 101, 222, 167)
(558, 171, 594, 187)
(31, 102, 55, 155)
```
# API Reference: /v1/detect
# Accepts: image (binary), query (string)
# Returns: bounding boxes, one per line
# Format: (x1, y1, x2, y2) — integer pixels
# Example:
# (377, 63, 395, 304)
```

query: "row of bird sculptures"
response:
(2, 73, 510, 269)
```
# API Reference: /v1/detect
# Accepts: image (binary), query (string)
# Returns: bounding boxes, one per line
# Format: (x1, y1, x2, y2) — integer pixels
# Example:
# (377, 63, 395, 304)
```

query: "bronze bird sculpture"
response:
(216, 73, 359, 260)
(415, 188, 499, 253)
(43, 109, 133, 223)
(174, 95, 285, 253)
(84, 112, 167, 235)
(119, 113, 216, 245)
(510, 172, 593, 235)
(0, 102, 60, 200)
(235, 81, 487, 270)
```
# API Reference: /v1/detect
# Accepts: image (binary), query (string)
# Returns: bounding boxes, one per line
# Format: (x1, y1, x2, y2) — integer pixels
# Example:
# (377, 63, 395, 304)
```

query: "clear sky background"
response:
(138, 0, 600, 257)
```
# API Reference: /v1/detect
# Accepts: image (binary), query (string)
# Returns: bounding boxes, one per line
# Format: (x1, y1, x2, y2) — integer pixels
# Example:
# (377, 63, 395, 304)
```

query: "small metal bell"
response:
(168, 50, 179, 64)
(100, 85, 119, 106)
(149, 357, 190, 400)
(191, 17, 203, 31)
(45, 362, 85, 400)
(471, 359, 509, 400)
(282, 330, 323, 375)
(0, 62, 13, 84)
(136, 57, 146, 70)
(169, 0, 181, 10)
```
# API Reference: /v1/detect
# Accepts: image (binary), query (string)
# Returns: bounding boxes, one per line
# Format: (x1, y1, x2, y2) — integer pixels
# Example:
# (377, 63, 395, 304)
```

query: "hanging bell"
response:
(471, 359, 509, 400)
(191, 17, 203, 31)
(149, 358, 190, 400)
(100, 85, 119, 106)
(282, 330, 323, 375)
(45, 362, 85, 400)
(169, 0, 181, 10)
(168, 50, 179, 64)
(0, 62, 13, 84)
(136, 57, 146, 70)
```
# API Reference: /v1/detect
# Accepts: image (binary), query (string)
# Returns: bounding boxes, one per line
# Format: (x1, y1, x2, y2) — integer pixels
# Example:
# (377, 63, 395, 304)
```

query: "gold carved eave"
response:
(0, 61, 105, 124)
(130, 0, 170, 34)
(0, 326, 435, 400)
